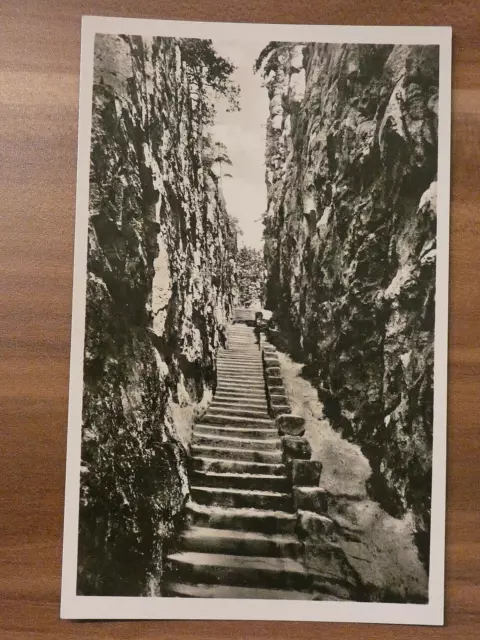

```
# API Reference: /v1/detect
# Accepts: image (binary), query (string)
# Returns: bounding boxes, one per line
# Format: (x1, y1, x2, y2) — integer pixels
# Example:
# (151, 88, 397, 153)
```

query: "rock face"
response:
(260, 43, 439, 562)
(78, 35, 236, 595)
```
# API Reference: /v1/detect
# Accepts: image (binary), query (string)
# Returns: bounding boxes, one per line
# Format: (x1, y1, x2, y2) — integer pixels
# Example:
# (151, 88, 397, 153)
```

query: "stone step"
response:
(219, 345, 258, 349)
(199, 413, 272, 427)
(192, 433, 280, 451)
(214, 382, 267, 401)
(217, 380, 265, 388)
(217, 375, 265, 384)
(217, 372, 264, 379)
(186, 502, 296, 534)
(219, 360, 261, 365)
(214, 397, 267, 407)
(182, 526, 301, 558)
(218, 380, 265, 387)
(224, 343, 256, 348)
(217, 382, 265, 391)
(227, 332, 253, 340)
(226, 342, 260, 348)
(217, 358, 263, 373)
(217, 383, 266, 393)
(192, 444, 282, 464)
(212, 395, 267, 407)
(220, 342, 256, 346)
(218, 350, 260, 355)
(218, 360, 263, 366)
(218, 363, 263, 370)
(268, 385, 287, 395)
(207, 405, 270, 419)
(226, 333, 255, 336)
(221, 334, 252, 338)
(217, 350, 262, 362)
(218, 366, 263, 372)
(193, 470, 289, 492)
(208, 402, 273, 426)
(193, 456, 286, 477)
(217, 376, 264, 385)
(229, 327, 254, 331)
(194, 424, 277, 439)
(225, 334, 255, 339)
(217, 376, 264, 383)
(217, 376, 265, 385)
(191, 486, 292, 511)
(165, 582, 314, 600)
(167, 552, 308, 590)
(215, 387, 266, 399)
(217, 380, 265, 389)
(217, 361, 263, 368)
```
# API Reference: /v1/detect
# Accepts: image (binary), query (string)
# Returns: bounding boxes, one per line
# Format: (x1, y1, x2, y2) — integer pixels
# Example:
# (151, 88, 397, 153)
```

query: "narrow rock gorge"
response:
(76, 33, 440, 603)
(259, 43, 439, 567)
(78, 35, 237, 595)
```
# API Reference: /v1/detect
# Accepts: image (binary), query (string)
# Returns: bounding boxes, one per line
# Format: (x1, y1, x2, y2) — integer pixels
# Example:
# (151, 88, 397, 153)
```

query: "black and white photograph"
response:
(61, 17, 451, 624)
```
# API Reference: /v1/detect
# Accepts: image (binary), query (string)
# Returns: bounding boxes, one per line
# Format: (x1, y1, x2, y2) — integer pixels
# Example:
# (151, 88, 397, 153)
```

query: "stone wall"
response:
(260, 42, 439, 564)
(78, 34, 236, 595)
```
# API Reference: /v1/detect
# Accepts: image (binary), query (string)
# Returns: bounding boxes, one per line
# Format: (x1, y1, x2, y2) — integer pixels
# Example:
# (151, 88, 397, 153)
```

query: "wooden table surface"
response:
(1, 0, 478, 637)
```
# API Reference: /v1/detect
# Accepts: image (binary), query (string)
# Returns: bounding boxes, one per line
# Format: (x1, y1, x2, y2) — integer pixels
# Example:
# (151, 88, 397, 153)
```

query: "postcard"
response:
(61, 15, 451, 624)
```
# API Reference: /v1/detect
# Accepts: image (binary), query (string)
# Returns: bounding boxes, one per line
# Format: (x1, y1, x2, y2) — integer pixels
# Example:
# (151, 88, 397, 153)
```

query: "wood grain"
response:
(0, 0, 478, 636)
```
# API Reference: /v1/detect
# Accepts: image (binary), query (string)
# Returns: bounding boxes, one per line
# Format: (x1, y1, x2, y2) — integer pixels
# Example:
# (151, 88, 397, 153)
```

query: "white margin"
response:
(61, 15, 452, 625)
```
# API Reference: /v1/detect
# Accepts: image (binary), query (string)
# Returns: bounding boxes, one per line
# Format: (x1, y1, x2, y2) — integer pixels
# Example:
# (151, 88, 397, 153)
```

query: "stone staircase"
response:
(164, 323, 314, 599)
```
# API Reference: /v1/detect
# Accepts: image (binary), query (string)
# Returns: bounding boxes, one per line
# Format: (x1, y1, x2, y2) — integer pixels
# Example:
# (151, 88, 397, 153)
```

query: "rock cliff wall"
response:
(78, 34, 236, 595)
(261, 43, 439, 563)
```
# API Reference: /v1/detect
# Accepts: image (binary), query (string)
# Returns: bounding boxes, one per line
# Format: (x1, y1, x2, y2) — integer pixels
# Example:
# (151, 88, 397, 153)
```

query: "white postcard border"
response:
(61, 15, 452, 625)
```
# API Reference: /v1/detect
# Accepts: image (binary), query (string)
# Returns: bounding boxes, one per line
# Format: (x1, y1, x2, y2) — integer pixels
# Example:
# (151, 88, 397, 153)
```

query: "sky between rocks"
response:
(211, 40, 270, 250)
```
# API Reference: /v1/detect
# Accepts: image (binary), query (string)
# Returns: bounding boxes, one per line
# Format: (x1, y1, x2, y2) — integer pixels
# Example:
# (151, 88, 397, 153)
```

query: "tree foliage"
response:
(236, 246, 265, 307)
(201, 135, 234, 183)
(178, 39, 241, 262)
(253, 41, 282, 75)
(212, 141, 233, 166)
(254, 41, 307, 80)
(229, 216, 243, 239)
(179, 38, 240, 124)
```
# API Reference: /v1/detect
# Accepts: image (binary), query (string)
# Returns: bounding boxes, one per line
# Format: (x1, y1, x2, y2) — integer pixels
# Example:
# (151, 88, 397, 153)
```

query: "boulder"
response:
(265, 366, 281, 377)
(276, 413, 306, 436)
(271, 404, 292, 417)
(263, 347, 278, 355)
(297, 510, 335, 538)
(266, 374, 283, 386)
(293, 487, 329, 513)
(262, 345, 277, 354)
(312, 593, 345, 602)
(281, 435, 312, 460)
(263, 356, 280, 368)
(312, 581, 354, 600)
(289, 459, 322, 486)
(269, 393, 289, 405)
(268, 385, 286, 395)
(304, 541, 359, 590)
